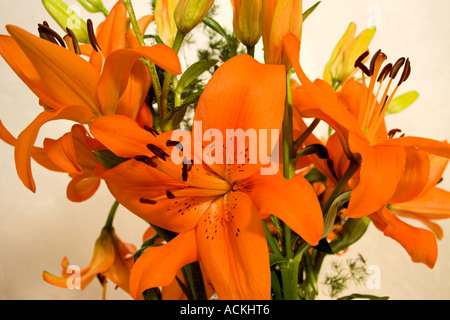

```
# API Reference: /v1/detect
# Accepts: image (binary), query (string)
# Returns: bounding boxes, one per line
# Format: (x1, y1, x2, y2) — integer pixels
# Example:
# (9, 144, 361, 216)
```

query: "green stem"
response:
(104, 201, 119, 229)
(263, 220, 282, 257)
(293, 118, 320, 151)
(246, 45, 255, 58)
(282, 70, 295, 179)
(122, 0, 162, 109)
(182, 262, 208, 300)
(160, 31, 186, 123)
(322, 160, 360, 215)
(283, 222, 293, 260)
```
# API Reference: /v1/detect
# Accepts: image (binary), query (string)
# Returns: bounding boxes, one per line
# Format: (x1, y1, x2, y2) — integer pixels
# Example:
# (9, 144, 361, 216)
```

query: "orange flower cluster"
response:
(0, 0, 449, 300)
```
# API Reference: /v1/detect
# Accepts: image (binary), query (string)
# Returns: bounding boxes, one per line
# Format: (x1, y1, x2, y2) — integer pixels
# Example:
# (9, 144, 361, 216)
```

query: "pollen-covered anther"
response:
(377, 63, 393, 83)
(388, 128, 402, 139)
(65, 27, 81, 55)
(389, 57, 406, 79)
(166, 140, 183, 150)
(139, 197, 157, 205)
(37, 22, 66, 48)
(166, 190, 175, 199)
(147, 144, 170, 161)
(144, 126, 159, 136)
(182, 162, 188, 182)
(397, 58, 411, 86)
(87, 19, 101, 52)
(134, 155, 158, 167)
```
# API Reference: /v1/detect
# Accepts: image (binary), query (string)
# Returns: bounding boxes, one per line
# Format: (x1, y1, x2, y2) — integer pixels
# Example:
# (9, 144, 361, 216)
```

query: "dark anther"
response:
(147, 144, 170, 161)
(356, 50, 370, 65)
(37, 23, 66, 48)
(134, 155, 158, 167)
(388, 128, 402, 139)
(87, 19, 101, 52)
(166, 140, 183, 150)
(369, 49, 382, 75)
(144, 126, 160, 136)
(379, 94, 390, 115)
(182, 163, 188, 182)
(398, 58, 411, 86)
(377, 63, 393, 82)
(139, 197, 157, 205)
(65, 27, 81, 55)
(390, 57, 406, 79)
(355, 60, 371, 77)
(166, 190, 175, 199)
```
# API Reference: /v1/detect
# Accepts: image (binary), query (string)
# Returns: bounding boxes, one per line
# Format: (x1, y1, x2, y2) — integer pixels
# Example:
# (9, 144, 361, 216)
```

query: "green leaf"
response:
(386, 90, 419, 115)
(160, 105, 189, 131)
(322, 191, 351, 239)
(304, 166, 327, 184)
(175, 59, 218, 97)
(313, 238, 334, 254)
(202, 16, 228, 39)
(93, 150, 128, 169)
(303, 1, 321, 21)
(338, 293, 389, 300)
(330, 217, 371, 254)
(269, 253, 286, 266)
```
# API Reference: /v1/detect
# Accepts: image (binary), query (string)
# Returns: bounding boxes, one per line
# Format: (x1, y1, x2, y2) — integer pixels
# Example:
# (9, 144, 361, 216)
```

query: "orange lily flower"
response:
(370, 155, 450, 268)
(43, 226, 137, 296)
(89, 55, 324, 299)
(0, 1, 181, 193)
(0, 122, 102, 202)
(283, 33, 450, 219)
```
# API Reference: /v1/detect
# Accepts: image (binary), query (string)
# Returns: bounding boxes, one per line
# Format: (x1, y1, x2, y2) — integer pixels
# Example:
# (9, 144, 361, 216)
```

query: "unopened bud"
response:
(174, 0, 215, 34)
(42, 0, 89, 43)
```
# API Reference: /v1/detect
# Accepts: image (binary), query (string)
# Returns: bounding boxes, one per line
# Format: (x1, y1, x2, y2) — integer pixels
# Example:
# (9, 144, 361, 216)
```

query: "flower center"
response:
(355, 49, 411, 144)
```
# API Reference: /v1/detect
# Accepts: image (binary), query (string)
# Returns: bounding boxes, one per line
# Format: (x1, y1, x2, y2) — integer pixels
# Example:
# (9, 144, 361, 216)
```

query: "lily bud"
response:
(155, 0, 179, 46)
(76, 0, 109, 16)
(323, 22, 376, 87)
(262, 0, 302, 69)
(174, 0, 215, 34)
(42, 0, 89, 43)
(230, 0, 263, 47)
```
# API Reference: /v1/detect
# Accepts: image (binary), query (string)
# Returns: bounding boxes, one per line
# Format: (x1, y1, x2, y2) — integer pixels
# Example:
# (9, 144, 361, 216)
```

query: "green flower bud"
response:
(42, 0, 89, 43)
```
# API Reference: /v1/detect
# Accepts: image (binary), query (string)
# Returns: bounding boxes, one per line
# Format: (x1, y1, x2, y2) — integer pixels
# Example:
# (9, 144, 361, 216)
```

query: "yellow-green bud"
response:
(323, 22, 376, 86)
(76, 0, 109, 16)
(42, 0, 89, 43)
(155, 0, 179, 46)
(231, 0, 263, 47)
(174, 0, 215, 34)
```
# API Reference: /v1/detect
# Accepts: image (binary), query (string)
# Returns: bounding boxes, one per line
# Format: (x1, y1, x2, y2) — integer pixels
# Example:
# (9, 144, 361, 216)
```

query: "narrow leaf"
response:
(338, 293, 389, 300)
(386, 91, 419, 115)
(175, 59, 218, 96)
(303, 1, 321, 21)
(94, 150, 129, 169)
(202, 16, 228, 39)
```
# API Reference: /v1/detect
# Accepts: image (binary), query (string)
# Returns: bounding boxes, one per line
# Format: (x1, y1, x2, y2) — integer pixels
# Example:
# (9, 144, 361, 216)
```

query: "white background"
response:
(0, 0, 449, 300)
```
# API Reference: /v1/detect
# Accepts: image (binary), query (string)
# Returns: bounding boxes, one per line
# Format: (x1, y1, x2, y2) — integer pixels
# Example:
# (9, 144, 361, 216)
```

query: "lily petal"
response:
(194, 54, 285, 180)
(6, 25, 101, 114)
(370, 208, 438, 269)
(67, 170, 101, 202)
(347, 132, 406, 218)
(102, 159, 214, 233)
(97, 45, 181, 115)
(130, 229, 198, 300)
(244, 172, 323, 246)
(196, 192, 271, 299)
(15, 106, 94, 192)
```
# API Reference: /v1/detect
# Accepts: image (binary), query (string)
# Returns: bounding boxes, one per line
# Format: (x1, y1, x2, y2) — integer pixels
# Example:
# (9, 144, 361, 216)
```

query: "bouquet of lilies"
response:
(0, 0, 449, 300)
